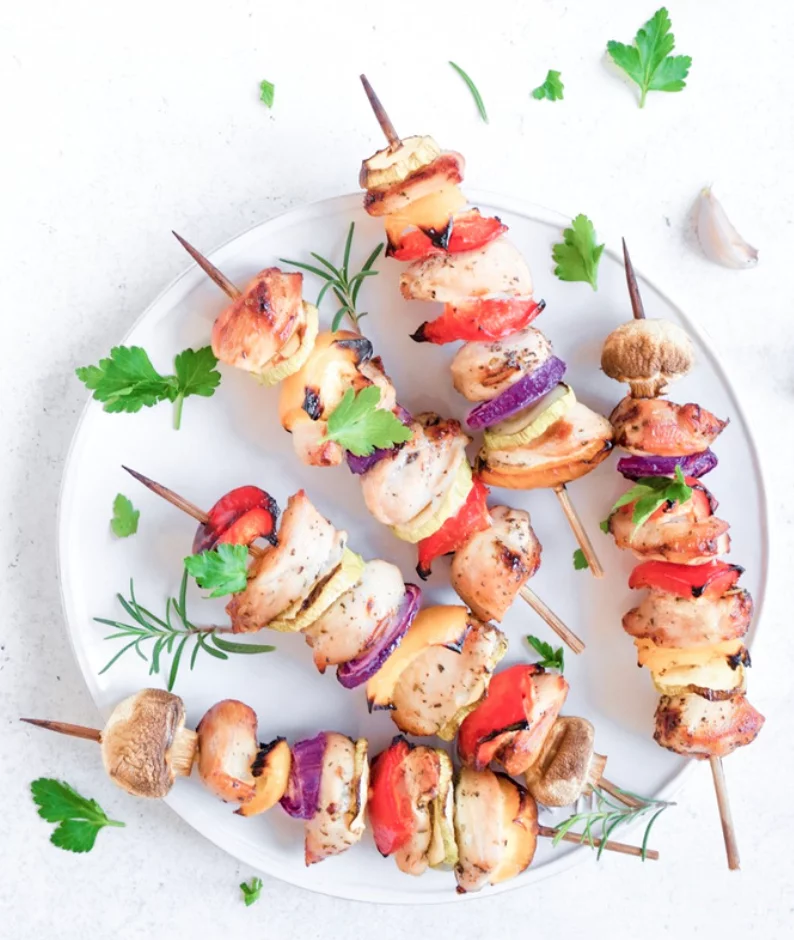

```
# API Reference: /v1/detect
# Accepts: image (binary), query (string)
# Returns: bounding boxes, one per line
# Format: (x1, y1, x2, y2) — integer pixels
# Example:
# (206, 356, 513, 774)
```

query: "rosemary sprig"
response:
(96, 570, 275, 691)
(552, 785, 672, 861)
(280, 222, 384, 331)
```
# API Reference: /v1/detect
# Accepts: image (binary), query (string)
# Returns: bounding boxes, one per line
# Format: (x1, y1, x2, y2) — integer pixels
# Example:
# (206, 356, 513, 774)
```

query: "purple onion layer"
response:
(465, 356, 566, 430)
(336, 584, 422, 689)
(279, 732, 326, 819)
(617, 450, 718, 480)
(346, 404, 413, 475)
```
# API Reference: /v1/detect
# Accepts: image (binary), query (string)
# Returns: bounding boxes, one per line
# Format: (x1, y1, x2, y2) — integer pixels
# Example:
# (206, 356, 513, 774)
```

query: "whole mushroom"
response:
(601, 319, 694, 398)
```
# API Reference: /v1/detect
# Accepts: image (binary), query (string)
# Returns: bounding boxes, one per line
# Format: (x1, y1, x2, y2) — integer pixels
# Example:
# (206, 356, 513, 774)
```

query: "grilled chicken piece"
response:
(499, 672, 569, 776)
(211, 268, 304, 374)
(610, 396, 728, 456)
(451, 506, 541, 623)
(303, 560, 405, 671)
(623, 589, 753, 648)
(392, 746, 442, 876)
(450, 328, 553, 402)
(305, 734, 368, 865)
(390, 619, 507, 738)
(226, 491, 346, 633)
(364, 152, 465, 216)
(361, 414, 470, 527)
(195, 700, 259, 804)
(478, 402, 614, 489)
(654, 692, 764, 759)
(400, 238, 533, 304)
(608, 502, 731, 565)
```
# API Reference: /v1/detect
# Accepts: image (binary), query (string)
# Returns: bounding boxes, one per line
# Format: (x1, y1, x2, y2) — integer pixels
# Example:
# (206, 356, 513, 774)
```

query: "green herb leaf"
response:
(526, 635, 565, 673)
(572, 548, 589, 571)
(31, 779, 124, 853)
(449, 61, 488, 123)
(552, 214, 605, 291)
(259, 80, 275, 109)
(240, 876, 264, 906)
(110, 493, 140, 538)
(532, 69, 564, 101)
(323, 386, 413, 457)
(184, 544, 250, 598)
(604, 466, 693, 535)
(599, 519, 611, 534)
(607, 7, 692, 108)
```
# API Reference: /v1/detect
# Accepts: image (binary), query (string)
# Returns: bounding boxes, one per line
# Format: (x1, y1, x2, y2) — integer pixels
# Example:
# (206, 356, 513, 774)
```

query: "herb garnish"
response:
(572, 548, 589, 571)
(76, 345, 221, 430)
(526, 635, 565, 673)
(259, 80, 275, 108)
(323, 386, 413, 457)
(532, 70, 564, 101)
(603, 466, 692, 533)
(449, 62, 488, 123)
(111, 493, 139, 538)
(185, 544, 250, 598)
(552, 214, 604, 291)
(280, 222, 384, 331)
(607, 7, 692, 108)
(96, 570, 275, 691)
(240, 876, 264, 906)
(31, 779, 125, 853)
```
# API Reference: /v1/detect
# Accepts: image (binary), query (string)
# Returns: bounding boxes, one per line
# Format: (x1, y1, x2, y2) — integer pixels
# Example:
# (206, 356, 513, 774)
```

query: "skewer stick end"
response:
(359, 74, 401, 150)
(171, 231, 241, 300)
(621, 239, 646, 321)
(21, 718, 102, 743)
(710, 756, 741, 870)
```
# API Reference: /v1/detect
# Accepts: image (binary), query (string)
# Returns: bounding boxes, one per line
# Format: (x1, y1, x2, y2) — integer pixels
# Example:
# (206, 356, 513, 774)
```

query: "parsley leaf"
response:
(572, 548, 589, 570)
(31, 778, 124, 853)
(532, 70, 564, 101)
(240, 876, 263, 906)
(76, 345, 221, 430)
(184, 544, 250, 598)
(599, 519, 611, 534)
(110, 493, 139, 538)
(323, 386, 413, 457)
(604, 466, 693, 534)
(259, 80, 275, 109)
(607, 7, 692, 108)
(526, 635, 565, 673)
(552, 214, 604, 291)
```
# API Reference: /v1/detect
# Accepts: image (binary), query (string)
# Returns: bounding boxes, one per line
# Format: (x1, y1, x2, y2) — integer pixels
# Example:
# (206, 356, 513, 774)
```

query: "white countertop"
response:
(2, 1, 793, 937)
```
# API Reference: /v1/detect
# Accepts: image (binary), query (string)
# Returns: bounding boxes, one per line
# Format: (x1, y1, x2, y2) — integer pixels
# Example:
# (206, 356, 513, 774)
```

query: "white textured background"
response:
(1, 1, 793, 937)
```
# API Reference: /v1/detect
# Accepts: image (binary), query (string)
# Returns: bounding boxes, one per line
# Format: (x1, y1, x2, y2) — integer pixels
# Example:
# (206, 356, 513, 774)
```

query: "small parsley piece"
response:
(31, 778, 124, 853)
(111, 493, 139, 538)
(75, 345, 220, 430)
(184, 544, 250, 598)
(532, 70, 564, 101)
(526, 635, 565, 673)
(604, 466, 693, 535)
(599, 519, 611, 534)
(240, 876, 264, 907)
(572, 548, 589, 571)
(259, 80, 275, 109)
(606, 7, 692, 108)
(449, 62, 488, 123)
(323, 386, 413, 457)
(552, 214, 605, 291)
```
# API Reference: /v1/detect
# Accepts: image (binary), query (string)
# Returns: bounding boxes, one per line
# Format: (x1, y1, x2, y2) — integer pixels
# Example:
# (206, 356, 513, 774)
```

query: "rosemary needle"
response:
(449, 61, 488, 123)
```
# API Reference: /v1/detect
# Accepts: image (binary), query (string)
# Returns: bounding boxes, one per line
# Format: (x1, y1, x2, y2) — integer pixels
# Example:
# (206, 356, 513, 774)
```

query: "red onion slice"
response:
(346, 405, 413, 475)
(617, 450, 718, 480)
(279, 732, 326, 819)
(336, 584, 422, 689)
(466, 356, 566, 429)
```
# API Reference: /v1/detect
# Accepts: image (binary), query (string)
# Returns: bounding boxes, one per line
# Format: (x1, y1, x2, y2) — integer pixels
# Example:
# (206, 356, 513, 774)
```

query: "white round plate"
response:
(58, 193, 767, 904)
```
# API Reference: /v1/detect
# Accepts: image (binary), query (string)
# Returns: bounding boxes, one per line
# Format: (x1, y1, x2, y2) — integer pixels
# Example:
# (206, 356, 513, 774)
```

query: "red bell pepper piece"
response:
(192, 485, 279, 553)
(368, 737, 425, 856)
(416, 476, 491, 579)
(411, 297, 545, 345)
(388, 210, 508, 261)
(628, 559, 743, 599)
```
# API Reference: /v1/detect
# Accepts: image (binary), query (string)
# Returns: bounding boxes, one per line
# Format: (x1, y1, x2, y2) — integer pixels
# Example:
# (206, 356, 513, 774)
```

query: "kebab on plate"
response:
(23, 686, 658, 891)
(356, 75, 613, 577)
(170, 245, 584, 655)
(599, 241, 765, 870)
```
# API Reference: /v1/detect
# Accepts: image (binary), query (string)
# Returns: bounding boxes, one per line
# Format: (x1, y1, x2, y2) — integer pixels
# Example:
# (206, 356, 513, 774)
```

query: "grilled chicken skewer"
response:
(357, 74, 612, 577)
(172, 236, 584, 654)
(23, 689, 657, 888)
(600, 241, 764, 870)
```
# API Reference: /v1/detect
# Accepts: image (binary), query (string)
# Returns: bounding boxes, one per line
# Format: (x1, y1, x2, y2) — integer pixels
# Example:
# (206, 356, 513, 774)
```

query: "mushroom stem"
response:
(172, 231, 241, 300)
(20, 718, 101, 743)
(553, 485, 604, 579)
(622, 238, 646, 321)
(359, 74, 401, 151)
(537, 824, 659, 860)
(171, 728, 199, 776)
(518, 586, 585, 654)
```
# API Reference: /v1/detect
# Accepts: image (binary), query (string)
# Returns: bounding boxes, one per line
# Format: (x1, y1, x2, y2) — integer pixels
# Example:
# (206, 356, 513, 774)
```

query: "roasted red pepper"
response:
(416, 476, 491, 579)
(629, 559, 743, 599)
(411, 297, 545, 345)
(388, 210, 508, 261)
(368, 737, 421, 856)
(192, 485, 279, 553)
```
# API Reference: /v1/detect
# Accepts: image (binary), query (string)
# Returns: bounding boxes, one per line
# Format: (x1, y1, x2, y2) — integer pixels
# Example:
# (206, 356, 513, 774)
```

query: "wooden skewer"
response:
(554, 484, 604, 579)
(598, 776, 644, 809)
(710, 756, 740, 870)
(519, 586, 585, 654)
(20, 718, 101, 742)
(622, 239, 646, 321)
(359, 74, 401, 151)
(537, 824, 658, 861)
(172, 231, 241, 300)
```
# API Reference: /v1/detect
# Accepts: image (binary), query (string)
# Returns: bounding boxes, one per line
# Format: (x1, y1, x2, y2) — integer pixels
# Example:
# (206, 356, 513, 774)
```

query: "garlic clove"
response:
(696, 187, 759, 269)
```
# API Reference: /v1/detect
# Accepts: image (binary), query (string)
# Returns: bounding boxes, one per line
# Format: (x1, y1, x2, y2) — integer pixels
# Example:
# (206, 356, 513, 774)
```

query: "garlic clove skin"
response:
(696, 187, 759, 270)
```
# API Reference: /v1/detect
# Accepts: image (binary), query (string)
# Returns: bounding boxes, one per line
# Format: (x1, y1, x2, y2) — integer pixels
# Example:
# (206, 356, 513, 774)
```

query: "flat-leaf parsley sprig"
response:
(532, 70, 564, 102)
(552, 214, 605, 291)
(280, 222, 384, 331)
(184, 544, 250, 599)
(111, 493, 139, 538)
(603, 465, 693, 534)
(31, 778, 125, 853)
(323, 386, 413, 457)
(96, 569, 274, 691)
(526, 634, 565, 673)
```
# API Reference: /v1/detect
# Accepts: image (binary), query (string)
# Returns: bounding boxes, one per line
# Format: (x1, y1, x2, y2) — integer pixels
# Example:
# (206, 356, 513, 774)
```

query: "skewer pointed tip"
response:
(122, 467, 209, 524)
(171, 231, 241, 300)
(621, 239, 646, 321)
(359, 74, 401, 150)
(21, 718, 102, 743)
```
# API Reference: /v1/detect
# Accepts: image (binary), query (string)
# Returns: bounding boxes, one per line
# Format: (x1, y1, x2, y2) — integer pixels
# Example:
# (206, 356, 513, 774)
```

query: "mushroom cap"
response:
(601, 319, 694, 393)
(101, 689, 186, 798)
(524, 716, 595, 807)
